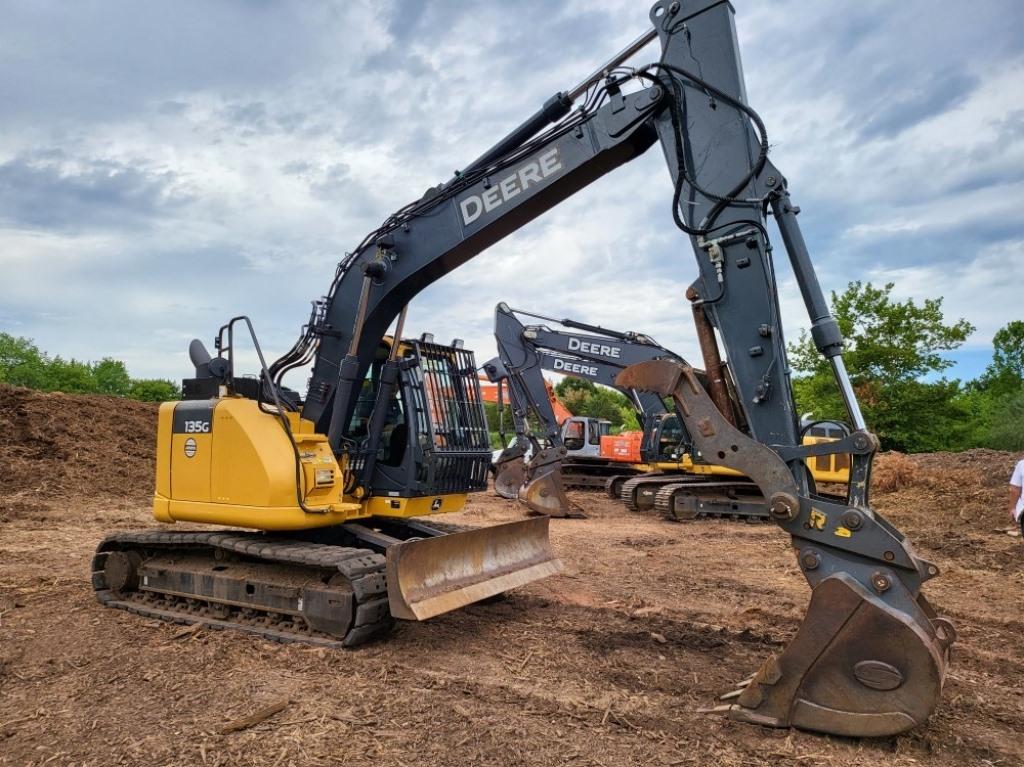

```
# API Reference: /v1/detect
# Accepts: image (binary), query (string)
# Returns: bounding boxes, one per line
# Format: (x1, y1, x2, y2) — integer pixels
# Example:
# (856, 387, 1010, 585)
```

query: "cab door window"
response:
(563, 420, 585, 451)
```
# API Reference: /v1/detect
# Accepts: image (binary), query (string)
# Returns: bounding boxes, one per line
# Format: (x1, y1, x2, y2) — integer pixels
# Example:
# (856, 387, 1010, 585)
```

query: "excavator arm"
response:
(479, 354, 576, 511)
(259, 0, 951, 736)
(513, 307, 680, 425)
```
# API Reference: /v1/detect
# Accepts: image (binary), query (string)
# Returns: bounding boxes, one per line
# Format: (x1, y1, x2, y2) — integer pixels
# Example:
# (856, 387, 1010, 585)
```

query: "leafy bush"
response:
(0, 332, 180, 402)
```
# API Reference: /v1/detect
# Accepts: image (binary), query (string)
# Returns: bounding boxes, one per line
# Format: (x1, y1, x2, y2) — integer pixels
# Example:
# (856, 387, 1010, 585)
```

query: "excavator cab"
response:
(351, 337, 492, 498)
(560, 416, 611, 455)
(641, 412, 688, 463)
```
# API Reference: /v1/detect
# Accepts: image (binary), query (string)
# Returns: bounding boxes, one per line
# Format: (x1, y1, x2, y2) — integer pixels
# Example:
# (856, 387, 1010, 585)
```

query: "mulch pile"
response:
(0, 384, 157, 501)
(872, 448, 1017, 530)
(1, 382, 1017, 536)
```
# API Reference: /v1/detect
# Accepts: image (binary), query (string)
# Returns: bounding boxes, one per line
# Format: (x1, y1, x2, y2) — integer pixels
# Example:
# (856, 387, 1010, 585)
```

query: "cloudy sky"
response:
(2, 0, 1022, 390)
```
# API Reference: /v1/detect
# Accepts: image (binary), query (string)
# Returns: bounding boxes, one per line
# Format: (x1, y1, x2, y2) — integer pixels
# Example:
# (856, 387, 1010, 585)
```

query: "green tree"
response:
(982, 389, 1024, 450)
(44, 356, 97, 393)
(788, 281, 974, 452)
(0, 333, 48, 389)
(0, 332, 180, 402)
(976, 320, 1024, 396)
(991, 321, 1024, 379)
(965, 321, 1024, 448)
(554, 377, 594, 398)
(93, 358, 132, 396)
(128, 379, 181, 402)
(554, 377, 636, 430)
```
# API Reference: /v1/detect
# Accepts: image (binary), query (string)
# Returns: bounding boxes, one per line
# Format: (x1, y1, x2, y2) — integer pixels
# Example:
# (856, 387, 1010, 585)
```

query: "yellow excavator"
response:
(92, 0, 953, 738)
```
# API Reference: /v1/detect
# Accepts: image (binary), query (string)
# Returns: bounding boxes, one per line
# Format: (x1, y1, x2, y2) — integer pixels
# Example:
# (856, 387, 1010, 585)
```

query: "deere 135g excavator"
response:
(91, 0, 953, 737)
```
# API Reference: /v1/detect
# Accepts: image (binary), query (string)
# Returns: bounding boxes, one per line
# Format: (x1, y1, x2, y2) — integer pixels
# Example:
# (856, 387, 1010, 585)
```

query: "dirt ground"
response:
(1, 385, 1022, 766)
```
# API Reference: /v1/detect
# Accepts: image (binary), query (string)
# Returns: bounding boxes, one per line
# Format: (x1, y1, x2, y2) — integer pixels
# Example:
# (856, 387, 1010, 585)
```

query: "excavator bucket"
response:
(723, 575, 954, 736)
(519, 446, 582, 518)
(385, 516, 562, 620)
(618, 359, 954, 737)
(493, 454, 526, 499)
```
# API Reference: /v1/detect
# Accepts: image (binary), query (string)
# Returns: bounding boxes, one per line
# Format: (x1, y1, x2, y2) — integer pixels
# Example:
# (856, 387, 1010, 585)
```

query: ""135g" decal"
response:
(182, 420, 211, 433)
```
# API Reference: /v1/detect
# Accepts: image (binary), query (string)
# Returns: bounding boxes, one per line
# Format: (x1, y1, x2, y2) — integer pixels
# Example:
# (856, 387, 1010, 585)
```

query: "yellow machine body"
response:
(153, 397, 468, 530)
(649, 433, 851, 485)
(801, 435, 851, 484)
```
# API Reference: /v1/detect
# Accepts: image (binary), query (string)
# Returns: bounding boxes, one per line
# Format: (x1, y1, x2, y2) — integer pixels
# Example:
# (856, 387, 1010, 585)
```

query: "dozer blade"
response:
(385, 516, 562, 621)
(520, 446, 582, 518)
(724, 574, 954, 737)
(493, 455, 526, 499)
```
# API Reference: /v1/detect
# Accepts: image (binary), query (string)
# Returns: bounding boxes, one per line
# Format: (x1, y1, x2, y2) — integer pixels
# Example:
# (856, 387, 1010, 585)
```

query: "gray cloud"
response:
(0, 152, 192, 231)
(0, 0, 1021, 386)
(858, 67, 979, 139)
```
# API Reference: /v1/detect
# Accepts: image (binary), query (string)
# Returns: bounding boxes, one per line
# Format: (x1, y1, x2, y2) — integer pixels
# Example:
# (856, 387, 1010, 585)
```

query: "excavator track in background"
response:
(653, 480, 768, 523)
(619, 473, 768, 521)
(618, 474, 670, 512)
(603, 473, 637, 501)
(93, 530, 394, 648)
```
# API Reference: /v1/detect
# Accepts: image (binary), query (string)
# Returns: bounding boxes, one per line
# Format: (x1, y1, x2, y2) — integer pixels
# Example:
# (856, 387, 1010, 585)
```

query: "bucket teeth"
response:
(721, 675, 756, 698)
(719, 674, 758, 700)
(697, 704, 736, 716)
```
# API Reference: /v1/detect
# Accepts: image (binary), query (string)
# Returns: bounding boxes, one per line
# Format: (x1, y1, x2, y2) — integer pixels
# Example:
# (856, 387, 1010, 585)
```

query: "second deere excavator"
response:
(91, 0, 953, 737)
(484, 303, 846, 519)
(481, 303, 704, 515)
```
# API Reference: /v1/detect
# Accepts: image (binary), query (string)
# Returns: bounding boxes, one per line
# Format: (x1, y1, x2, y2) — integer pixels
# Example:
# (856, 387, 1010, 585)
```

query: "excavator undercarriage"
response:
(94, 516, 558, 646)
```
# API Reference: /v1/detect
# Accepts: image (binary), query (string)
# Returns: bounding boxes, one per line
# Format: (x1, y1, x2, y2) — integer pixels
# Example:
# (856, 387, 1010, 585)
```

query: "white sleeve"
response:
(1012, 461, 1024, 488)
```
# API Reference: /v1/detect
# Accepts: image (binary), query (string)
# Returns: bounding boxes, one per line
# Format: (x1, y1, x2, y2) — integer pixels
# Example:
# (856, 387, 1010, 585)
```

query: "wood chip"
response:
(171, 624, 203, 640)
(220, 700, 290, 735)
(650, 632, 668, 644)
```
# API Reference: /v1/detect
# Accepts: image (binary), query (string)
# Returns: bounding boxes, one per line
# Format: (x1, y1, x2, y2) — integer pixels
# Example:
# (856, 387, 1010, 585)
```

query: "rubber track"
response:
(618, 475, 689, 512)
(92, 530, 394, 648)
(653, 481, 770, 523)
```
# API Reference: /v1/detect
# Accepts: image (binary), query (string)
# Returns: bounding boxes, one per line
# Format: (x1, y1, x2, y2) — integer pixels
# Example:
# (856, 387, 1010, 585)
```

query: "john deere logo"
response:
(184, 437, 197, 458)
